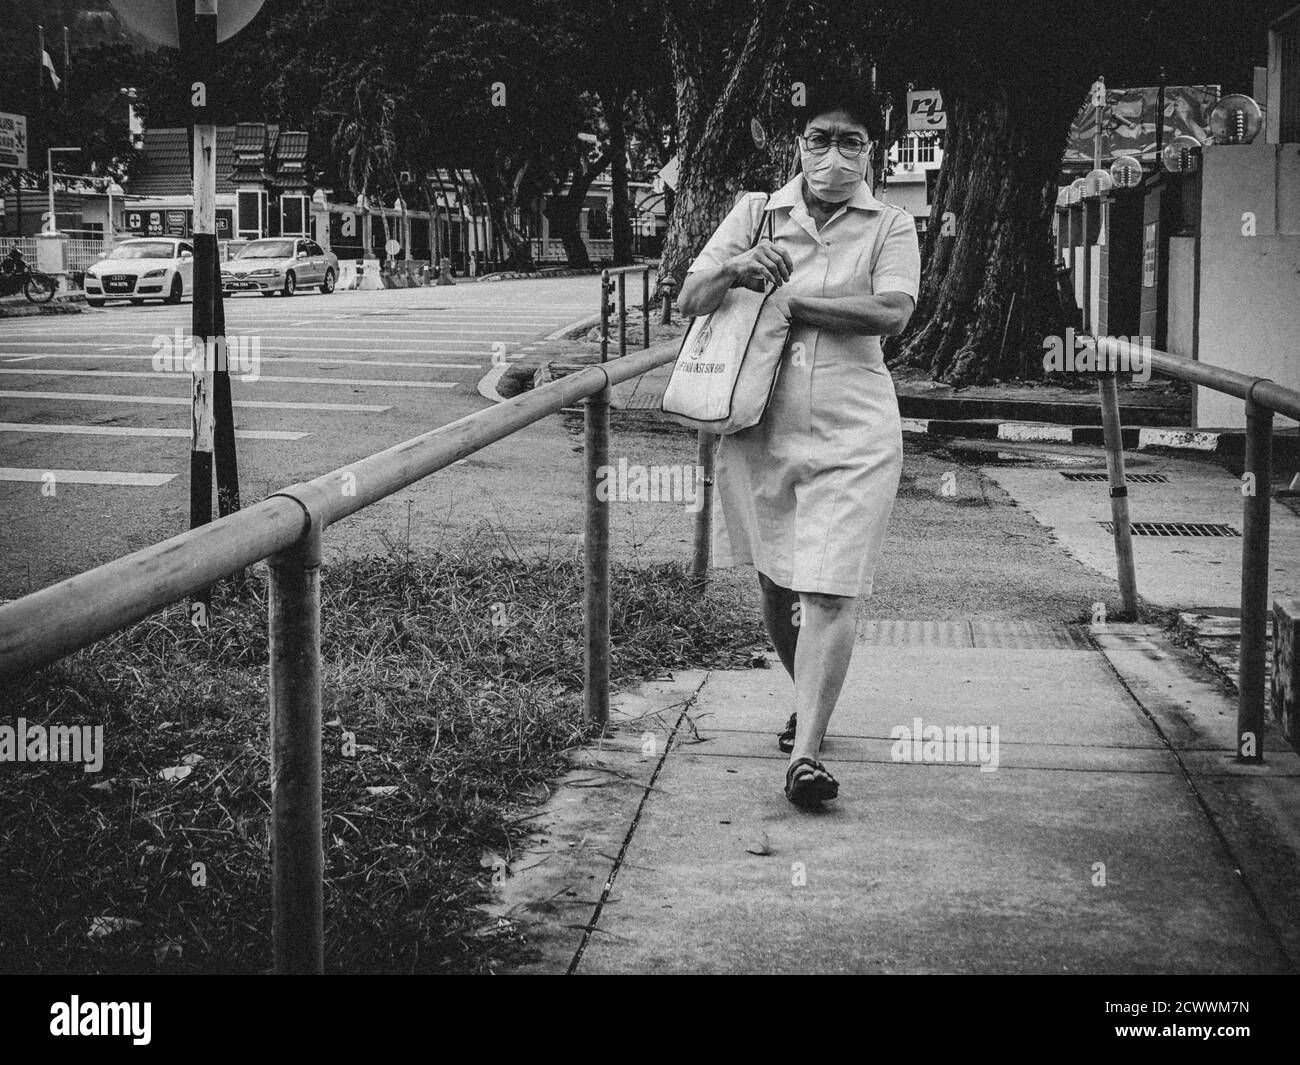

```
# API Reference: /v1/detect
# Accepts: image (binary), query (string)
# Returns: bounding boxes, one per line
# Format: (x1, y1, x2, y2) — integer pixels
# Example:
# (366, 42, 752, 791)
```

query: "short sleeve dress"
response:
(684, 174, 922, 597)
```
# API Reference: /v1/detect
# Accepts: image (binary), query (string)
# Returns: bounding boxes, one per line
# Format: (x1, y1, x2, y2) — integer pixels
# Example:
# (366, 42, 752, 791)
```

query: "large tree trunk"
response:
(545, 152, 611, 267)
(479, 159, 536, 271)
(886, 85, 1079, 384)
(658, 0, 794, 288)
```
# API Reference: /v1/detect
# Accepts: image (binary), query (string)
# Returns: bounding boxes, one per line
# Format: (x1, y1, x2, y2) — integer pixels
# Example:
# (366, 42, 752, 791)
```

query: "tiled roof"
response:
(126, 125, 309, 197)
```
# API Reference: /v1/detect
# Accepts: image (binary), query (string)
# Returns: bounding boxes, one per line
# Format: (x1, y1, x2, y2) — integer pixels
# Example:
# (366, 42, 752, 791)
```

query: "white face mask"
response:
(801, 144, 869, 204)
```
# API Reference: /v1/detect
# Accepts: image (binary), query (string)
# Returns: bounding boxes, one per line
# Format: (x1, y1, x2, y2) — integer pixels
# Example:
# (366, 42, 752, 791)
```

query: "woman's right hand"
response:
(724, 242, 793, 292)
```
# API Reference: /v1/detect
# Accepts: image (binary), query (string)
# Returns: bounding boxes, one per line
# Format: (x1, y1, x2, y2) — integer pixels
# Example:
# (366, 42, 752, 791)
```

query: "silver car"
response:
(221, 237, 339, 297)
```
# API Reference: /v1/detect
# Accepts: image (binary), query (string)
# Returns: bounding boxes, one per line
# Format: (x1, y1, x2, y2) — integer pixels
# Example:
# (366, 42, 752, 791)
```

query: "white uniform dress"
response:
(685, 174, 921, 597)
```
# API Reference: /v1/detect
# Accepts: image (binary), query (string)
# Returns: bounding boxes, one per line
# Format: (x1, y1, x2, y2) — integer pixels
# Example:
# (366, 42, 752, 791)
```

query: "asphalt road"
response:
(0, 278, 599, 596)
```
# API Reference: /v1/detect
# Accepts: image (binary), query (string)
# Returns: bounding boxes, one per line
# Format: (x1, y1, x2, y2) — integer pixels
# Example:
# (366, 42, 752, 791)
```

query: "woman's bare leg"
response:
(758, 571, 800, 680)
(788, 591, 856, 764)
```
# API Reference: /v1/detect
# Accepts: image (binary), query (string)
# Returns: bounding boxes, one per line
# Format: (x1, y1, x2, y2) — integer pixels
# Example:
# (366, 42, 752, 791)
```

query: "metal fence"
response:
(64, 239, 107, 274)
(0, 339, 681, 973)
(0, 237, 38, 262)
(1089, 338, 1299, 766)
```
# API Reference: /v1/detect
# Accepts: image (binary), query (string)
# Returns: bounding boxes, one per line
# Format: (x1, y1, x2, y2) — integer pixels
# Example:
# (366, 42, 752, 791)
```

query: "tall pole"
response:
(46, 147, 55, 233)
(187, 1, 218, 549)
(1093, 75, 1104, 171)
(63, 26, 70, 110)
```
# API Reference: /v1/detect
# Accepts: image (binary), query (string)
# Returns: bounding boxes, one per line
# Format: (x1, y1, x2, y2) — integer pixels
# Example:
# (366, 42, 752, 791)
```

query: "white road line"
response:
(0, 353, 488, 369)
(2, 325, 548, 336)
(0, 369, 457, 389)
(0, 422, 307, 440)
(2, 335, 523, 347)
(0, 390, 390, 412)
(0, 467, 176, 487)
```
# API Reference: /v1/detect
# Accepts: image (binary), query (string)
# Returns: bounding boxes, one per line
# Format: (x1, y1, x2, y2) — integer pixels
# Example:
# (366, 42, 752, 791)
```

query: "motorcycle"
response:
(0, 261, 57, 303)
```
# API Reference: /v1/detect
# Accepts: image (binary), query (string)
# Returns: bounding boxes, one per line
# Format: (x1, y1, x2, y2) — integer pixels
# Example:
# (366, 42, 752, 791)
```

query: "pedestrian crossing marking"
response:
(0, 390, 390, 412)
(0, 369, 456, 390)
(0, 467, 176, 487)
(0, 422, 307, 440)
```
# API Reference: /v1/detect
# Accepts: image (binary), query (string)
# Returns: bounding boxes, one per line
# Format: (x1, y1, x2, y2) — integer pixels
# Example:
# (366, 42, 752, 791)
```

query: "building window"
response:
(893, 134, 938, 166)
(281, 195, 306, 236)
(237, 190, 264, 238)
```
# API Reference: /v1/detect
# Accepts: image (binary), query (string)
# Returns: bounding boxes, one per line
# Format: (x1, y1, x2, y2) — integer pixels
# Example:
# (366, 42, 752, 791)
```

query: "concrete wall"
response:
(1194, 141, 1300, 428)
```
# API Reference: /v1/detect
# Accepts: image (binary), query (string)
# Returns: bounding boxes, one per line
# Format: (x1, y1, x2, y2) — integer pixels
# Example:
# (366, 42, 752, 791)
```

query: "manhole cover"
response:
(1099, 521, 1240, 537)
(1062, 472, 1170, 483)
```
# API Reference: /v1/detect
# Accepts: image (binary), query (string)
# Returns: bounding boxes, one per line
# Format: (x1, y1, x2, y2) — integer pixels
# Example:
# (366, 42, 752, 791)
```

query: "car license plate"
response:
(105, 280, 130, 291)
(226, 280, 254, 289)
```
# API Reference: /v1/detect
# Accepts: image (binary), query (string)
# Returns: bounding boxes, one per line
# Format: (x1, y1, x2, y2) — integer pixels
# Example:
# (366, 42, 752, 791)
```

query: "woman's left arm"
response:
(786, 210, 921, 336)
(786, 291, 915, 336)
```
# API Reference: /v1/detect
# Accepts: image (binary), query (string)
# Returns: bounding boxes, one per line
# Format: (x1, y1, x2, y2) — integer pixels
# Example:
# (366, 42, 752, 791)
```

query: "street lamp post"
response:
(46, 147, 80, 234)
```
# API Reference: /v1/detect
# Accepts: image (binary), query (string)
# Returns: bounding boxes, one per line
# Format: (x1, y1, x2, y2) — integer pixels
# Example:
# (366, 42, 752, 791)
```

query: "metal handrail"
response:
(0, 339, 681, 972)
(1088, 336, 1297, 767)
(600, 264, 653, 360)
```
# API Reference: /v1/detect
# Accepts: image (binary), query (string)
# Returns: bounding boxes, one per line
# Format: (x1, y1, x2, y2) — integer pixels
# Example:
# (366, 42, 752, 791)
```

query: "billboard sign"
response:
(906, 90, 946, 131)
(0, 112, 27, 169)
(1065, 85, 1220, 169)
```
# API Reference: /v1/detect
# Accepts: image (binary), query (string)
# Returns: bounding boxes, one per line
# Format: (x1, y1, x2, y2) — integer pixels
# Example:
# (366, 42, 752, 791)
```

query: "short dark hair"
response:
(798, 70, 884, 142)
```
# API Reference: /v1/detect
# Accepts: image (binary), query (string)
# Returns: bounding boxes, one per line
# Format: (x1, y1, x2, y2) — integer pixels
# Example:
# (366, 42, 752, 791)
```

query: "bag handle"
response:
(748, 193, 773, 249)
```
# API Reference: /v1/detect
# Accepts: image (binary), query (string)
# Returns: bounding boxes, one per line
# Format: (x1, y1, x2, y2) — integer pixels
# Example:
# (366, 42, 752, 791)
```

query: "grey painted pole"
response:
(1097, 366, 1139, 618)
(600, 270, 610, 363)
(692, 431, 715, 583)
(269, 520, 324, 973)
(1238, 392, 1273, 763)
(642, 267, 650, 349)
(618, 271, 627, 359)
(584, 379, 611, 728)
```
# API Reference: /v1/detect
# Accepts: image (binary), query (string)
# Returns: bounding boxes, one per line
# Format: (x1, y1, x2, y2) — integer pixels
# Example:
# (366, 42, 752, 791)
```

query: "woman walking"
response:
(675, 72, 921, 809)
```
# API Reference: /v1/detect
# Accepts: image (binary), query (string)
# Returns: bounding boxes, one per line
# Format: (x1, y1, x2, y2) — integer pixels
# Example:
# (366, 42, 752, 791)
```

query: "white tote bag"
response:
(660, 195, 791, 435)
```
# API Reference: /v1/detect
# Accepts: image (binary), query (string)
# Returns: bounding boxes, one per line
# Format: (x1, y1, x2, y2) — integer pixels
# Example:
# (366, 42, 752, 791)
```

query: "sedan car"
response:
(221, 238, 338, 297)
(84, 238, 193, 306)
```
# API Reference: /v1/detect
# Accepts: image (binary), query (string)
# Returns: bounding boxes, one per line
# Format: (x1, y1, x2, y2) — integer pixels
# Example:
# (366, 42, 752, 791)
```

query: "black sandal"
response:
(784, 757, 838, 808)
(777, 712, 797, 753)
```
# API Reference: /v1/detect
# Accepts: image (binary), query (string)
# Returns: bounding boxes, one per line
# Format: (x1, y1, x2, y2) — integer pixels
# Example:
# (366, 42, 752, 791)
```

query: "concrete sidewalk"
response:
(490, 622, 1300, 974)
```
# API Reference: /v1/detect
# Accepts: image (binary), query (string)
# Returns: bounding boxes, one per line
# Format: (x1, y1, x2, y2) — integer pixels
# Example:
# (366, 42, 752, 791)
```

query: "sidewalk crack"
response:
(565, 671, 711, 974)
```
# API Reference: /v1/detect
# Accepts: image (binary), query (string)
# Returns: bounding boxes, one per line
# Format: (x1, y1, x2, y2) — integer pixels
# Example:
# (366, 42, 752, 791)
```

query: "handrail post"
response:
(642, 267, 650, 349)
(659, 277, 676, 324)
(1097, 358, 1139, 618)
(584, 373, 611, 728)
(600, 269, 610, 363)
(269, 519, 324, 973)
(618, 272, 627, 359)
(692, 431, 715, 584)
(1238, 391, 1273, 763)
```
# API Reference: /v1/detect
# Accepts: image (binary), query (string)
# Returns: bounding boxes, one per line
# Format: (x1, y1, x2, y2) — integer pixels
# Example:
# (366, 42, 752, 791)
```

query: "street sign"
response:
(385, 239, 401, 256)
(109, 0, 265, 46)
(906, 90, 946, 131)
(0, 112, 28, 169)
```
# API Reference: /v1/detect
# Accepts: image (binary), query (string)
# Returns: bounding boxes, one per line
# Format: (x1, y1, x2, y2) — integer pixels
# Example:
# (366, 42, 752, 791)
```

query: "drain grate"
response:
(1099, 521, 1239, 537)
(1063, 472, 1169, 483)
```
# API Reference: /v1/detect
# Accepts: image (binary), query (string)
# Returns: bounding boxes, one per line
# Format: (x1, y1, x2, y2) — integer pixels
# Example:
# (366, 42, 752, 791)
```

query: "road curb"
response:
(0, 299, 84, 318)
(900, 416, 1296, 459)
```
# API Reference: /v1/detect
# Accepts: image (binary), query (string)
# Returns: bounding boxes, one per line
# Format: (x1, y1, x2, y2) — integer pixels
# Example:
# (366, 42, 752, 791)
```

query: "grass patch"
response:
(0, 546, 763, 973)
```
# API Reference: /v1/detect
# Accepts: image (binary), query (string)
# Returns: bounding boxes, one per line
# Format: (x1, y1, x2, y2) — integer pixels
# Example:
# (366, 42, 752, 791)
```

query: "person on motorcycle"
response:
(1, 247, 26, 275)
